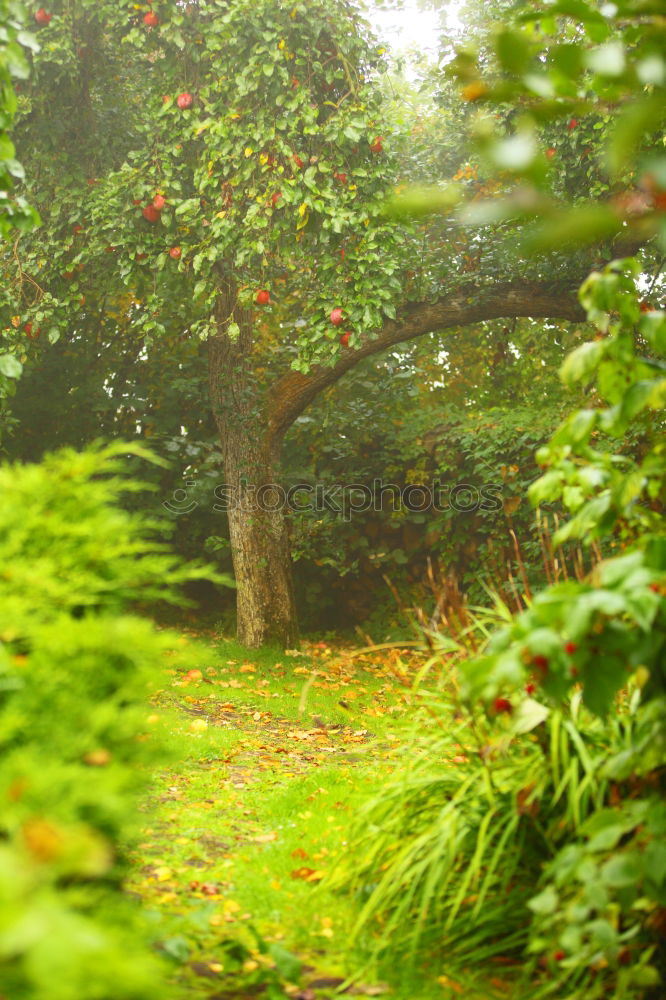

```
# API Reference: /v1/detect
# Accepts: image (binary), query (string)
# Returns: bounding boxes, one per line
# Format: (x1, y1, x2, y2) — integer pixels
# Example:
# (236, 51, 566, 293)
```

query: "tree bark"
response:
(219, 417, 299, 649)
(210, 277, 586, 648)
(208, 280, 299, 648)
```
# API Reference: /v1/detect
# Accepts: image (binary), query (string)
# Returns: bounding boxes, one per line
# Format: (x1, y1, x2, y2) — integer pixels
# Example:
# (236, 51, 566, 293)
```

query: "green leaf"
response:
(560, 341, 606, 386)
(607, 94, 666, 174)
(0, 354, 22, 378)
(600, 853, 643, 888)
(528, 886, 559, 915)
(524, 204, 620, 251)
(586, 41, 625, 77)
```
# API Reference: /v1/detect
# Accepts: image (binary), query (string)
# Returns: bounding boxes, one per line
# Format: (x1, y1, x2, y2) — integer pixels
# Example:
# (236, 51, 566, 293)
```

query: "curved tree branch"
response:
(267, 279, 586, 445)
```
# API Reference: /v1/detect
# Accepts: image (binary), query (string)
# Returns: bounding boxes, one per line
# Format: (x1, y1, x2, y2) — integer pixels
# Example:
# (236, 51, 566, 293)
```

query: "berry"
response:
(554, 950, 566, 962)
(330, 307, 344, 326)
(334, 171, 347, 184)
(564, 642, 577, 654)
(340, 331, 351, 347)
(525, 682, 536, 695)
(292, 154, 304, 169)
(533, 655, 549, 673)
(142, 204, 160, 223)
(169, 246, 182, 260)
(152, 194, 166, 210)
(256, 289, 271, 305)
(339, 248, 345, 260)
(144, 11, 159, 27)
(370, 136, 384, 153)
(35, 8, 52, 25)
(176, 92, 193, 109)
(568, 118, 578, 130)
(546, 147, 556, 159)
(493, 697, 512, 714)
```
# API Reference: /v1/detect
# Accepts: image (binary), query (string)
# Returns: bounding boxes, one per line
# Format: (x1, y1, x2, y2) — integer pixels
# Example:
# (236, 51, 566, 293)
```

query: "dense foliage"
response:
(335, 2, 665, 997)
(0, 442, 219, 998)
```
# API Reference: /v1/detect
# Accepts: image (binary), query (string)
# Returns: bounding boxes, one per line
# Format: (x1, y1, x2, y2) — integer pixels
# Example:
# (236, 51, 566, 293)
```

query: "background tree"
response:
(3, 0, 603, 648)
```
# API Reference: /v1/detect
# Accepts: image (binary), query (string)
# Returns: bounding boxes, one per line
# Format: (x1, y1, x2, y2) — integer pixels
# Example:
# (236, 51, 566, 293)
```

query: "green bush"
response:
(0, 442, 222, 999)
(336, 262, 666, 998)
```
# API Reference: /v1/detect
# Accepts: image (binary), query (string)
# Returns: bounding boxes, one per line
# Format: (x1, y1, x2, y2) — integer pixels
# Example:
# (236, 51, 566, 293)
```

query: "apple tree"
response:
(2, 0, 588, 647)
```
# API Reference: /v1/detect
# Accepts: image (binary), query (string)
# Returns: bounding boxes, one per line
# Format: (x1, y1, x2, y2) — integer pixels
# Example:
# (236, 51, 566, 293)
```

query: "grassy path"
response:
(129, 635, 515, 1000)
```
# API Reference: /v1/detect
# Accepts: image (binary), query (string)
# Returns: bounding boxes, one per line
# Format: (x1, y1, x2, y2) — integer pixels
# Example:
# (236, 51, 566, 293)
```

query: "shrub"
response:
(0, 442, 222, 999)
(336, 261, 666, 998)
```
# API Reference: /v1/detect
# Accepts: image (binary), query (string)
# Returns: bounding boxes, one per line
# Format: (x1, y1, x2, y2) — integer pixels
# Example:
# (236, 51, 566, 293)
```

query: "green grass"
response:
(129, 635, 529, 999)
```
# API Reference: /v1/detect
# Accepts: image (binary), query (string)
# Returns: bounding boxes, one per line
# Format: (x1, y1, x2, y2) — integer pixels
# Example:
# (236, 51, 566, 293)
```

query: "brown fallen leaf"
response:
(291, 847, 309, 860)
(290, 867, 325, 882)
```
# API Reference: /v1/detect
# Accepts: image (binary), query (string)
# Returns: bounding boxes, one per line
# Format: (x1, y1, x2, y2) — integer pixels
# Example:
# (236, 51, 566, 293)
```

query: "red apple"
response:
(144, 11, 159, 27)
(335, 171, 347, 184)
(292, 154, 304, 169)
(493, 697, 512, 714)
(330, 307, 344, 326)
(176, 92, 193, 109)
(546, 147, 556, 159)
(533, 654, 549, 673)
(24, 322, 32, 336)
(256, 289, 271, 305)
(152, 194, 166, 210)
(370, 136, 383, 153)
(169, 246, 182, 259)
(35, 8, 51, 25)
(142, 204, 160, 222)
(568, 118, 578, 130)
(132, 198, 142, 206)
(340, 331, 351, 347)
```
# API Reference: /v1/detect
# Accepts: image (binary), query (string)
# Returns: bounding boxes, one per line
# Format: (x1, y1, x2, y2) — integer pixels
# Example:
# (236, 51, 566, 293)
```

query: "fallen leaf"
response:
(290, 867, 325, 882)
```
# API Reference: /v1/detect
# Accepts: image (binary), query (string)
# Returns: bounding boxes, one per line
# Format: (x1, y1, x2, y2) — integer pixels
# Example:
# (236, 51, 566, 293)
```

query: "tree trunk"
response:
(221, 424, 299, 648)
(208, 282, 299, 649)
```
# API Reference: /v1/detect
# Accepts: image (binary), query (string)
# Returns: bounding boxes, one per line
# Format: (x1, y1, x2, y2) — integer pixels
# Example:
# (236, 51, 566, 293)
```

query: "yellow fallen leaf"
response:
(250, 831, 278, 843)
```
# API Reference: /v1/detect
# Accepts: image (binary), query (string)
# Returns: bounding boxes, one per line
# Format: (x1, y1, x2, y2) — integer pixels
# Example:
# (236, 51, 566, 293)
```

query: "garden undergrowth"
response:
(128, 634, 522, 1000)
